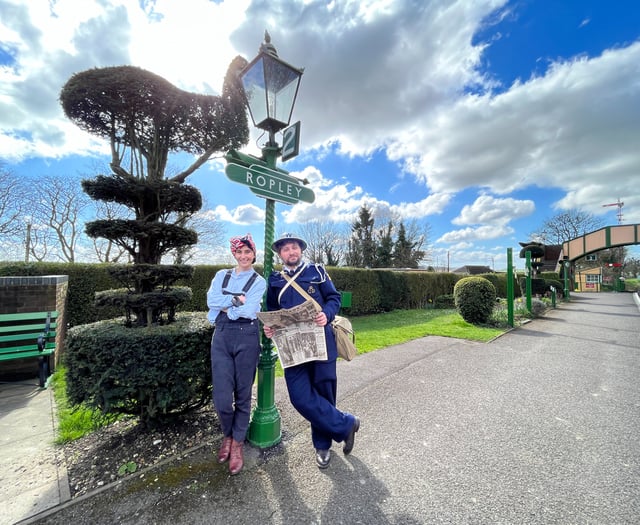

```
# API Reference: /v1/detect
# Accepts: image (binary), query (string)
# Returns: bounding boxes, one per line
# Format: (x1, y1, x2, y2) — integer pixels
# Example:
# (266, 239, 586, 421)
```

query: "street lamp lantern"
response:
(240, 31, 304, 139)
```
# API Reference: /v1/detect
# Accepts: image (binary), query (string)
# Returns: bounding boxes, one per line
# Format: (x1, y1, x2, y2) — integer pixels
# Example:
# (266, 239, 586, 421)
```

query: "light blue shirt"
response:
(206, 268, 266, 324)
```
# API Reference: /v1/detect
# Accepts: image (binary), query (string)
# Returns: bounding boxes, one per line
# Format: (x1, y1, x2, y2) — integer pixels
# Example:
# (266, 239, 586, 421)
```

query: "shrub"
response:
(544, 279, 564, 297)
(530, 298, 547, 317)
(519, 277, 547, 296)
(64, 312, 213, 426)
(434, 294, 455, 309)
(454, 276, 496, 324)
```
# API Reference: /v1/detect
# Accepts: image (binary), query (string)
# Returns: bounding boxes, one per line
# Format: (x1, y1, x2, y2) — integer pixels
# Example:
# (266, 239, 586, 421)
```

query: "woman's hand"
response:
(263, 325, 274, 338)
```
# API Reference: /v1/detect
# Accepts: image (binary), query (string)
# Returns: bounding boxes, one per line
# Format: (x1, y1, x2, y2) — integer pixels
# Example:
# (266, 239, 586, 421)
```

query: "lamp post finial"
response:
(261, 30, 278, 57)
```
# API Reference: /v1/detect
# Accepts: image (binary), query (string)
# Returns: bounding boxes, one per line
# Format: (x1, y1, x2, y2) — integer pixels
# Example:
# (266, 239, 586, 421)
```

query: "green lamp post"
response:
(239, 31, 304, 448)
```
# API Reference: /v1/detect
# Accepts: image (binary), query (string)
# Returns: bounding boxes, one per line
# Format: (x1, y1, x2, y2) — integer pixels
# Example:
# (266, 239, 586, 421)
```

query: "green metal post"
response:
(248, 142, 282, 448)
(525, 250, 532, 313)
(506, 248, 514, 328)
(563, 259, 570, 301)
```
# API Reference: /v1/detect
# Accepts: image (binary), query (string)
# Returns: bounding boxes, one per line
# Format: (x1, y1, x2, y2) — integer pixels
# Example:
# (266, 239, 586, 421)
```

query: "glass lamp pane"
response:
(263, 55, 301, 127)
(241, 58, 268, 128)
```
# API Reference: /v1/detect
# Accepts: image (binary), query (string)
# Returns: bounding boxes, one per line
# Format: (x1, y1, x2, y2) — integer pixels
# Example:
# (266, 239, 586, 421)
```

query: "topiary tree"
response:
(60, 60, 248, 326)
(454, 276, 496, 325)
(59, 59, 249, 424)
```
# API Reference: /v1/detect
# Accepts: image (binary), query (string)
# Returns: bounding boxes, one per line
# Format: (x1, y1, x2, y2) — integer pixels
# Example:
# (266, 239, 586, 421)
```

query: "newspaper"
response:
(257, 299, 327, 368)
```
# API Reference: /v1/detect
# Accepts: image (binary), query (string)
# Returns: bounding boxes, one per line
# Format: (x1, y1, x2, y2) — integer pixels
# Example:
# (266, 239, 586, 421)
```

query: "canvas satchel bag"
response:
(280, 272, 357, 361)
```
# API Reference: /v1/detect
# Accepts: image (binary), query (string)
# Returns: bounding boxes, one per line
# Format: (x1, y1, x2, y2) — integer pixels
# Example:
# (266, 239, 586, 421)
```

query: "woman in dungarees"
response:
(207, 234, 265, 475)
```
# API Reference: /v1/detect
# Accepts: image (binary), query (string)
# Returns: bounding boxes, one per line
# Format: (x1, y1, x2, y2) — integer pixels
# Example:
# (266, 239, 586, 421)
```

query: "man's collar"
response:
(283, 261, 306, 275)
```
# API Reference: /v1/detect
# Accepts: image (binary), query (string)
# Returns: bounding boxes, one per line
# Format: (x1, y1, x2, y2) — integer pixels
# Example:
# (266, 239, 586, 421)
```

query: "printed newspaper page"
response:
(257, 299, 327, 368)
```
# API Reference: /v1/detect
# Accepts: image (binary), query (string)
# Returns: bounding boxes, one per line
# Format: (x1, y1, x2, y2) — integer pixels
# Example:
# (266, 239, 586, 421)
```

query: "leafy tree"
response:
(59, 59, 249, 424)
(376, 222, 393, 268)
(345, 207, 430, 269)
(61, 61, 248, 184)
(392, 222, 425, 268)
(624, 256, 640, 278)
(346, 205, 377, 267)
(60, 60, 248, 326)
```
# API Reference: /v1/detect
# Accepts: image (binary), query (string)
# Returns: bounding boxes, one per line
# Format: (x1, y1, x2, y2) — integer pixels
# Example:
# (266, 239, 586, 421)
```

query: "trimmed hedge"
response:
(64, 312, 213, 425)
(2, 262, 520, 322)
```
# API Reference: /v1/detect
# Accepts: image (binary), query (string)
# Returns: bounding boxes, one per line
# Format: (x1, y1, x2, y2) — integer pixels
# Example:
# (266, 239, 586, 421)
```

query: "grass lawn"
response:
(351, 308, 505, 353)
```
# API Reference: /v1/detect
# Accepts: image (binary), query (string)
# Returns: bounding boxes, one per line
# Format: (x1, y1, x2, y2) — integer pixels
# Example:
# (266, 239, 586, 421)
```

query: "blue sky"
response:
(1, 0, 639, 268)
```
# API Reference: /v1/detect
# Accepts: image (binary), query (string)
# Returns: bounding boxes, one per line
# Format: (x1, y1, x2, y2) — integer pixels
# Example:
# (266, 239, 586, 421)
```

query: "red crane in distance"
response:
(602, 198, 624, 224)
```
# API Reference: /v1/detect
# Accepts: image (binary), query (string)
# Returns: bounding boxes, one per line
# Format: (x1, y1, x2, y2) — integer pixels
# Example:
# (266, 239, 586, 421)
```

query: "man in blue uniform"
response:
(262, 233, 360, 469)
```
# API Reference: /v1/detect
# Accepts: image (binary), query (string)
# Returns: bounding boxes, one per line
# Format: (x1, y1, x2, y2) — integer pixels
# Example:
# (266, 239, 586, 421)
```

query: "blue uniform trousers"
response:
(284, 358, 356, 450)
(211, 319, 260, 442)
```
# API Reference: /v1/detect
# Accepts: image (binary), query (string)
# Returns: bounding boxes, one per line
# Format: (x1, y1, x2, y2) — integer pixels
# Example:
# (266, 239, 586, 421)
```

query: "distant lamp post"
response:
(240, 31, 304, 448)
(24, 217, 32, 263)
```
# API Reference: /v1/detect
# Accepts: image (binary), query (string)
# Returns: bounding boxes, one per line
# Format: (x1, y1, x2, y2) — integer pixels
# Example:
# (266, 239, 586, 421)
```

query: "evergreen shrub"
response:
(434, 294, 455, 309)
(64, 312, 213, 426)
(454, 276, 496, 324)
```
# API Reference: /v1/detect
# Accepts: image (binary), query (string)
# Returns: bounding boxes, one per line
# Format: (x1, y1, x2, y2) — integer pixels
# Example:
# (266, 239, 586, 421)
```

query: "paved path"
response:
(0, 381, 69, 525)
(6, 292, 640, 524)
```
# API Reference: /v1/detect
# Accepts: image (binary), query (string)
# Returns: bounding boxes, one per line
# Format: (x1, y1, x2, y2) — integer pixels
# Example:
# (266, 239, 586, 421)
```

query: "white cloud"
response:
(204, 203, 264, 225)
(1, 0, 639, 266)
(453, 194, 535, 225)
(437, 224, 514, 244)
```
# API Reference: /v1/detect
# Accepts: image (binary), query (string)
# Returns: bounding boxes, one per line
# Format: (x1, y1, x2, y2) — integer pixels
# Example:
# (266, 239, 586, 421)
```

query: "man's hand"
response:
(314, 311, 327, 327)
(263, 325, 274, 338)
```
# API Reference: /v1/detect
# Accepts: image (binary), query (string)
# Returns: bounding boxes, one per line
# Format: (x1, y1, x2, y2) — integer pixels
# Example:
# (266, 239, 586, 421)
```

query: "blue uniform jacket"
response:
(266, 262, 342, 360)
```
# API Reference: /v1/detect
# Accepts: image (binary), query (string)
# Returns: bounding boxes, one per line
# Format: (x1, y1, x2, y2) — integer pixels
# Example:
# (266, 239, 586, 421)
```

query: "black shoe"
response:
(315, 448, 331, 469)
(343, 417, 360, 455)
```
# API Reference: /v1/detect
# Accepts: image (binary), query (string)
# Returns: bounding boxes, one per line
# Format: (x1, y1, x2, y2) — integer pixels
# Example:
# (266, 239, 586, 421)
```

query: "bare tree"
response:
(168, 203, 227, 265)
(0, 165, 25, 237)
(296, 221, 348, 266)
(530, 209, 605, 245)
(91, 199, 131, 263)
(31, 175, 90, 262)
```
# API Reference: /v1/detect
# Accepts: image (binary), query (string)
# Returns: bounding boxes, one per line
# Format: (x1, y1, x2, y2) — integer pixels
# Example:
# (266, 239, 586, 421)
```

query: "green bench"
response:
(0, 311, 58, 387)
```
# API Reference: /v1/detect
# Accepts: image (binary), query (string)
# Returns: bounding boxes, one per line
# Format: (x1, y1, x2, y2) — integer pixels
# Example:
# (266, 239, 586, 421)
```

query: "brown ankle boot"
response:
(217, 436, 232, 464)
(229, 439, 244, 475)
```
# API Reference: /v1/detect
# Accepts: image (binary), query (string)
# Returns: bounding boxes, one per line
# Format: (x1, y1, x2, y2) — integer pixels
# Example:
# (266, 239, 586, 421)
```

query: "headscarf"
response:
(230, 233, 256, 255)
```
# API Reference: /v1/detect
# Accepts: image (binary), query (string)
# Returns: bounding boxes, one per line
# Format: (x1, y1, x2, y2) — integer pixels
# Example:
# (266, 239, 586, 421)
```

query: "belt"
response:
(215, 311, 255, 324)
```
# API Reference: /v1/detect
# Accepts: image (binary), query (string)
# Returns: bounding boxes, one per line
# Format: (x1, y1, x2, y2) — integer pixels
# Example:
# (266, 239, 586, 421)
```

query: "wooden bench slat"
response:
(0, 322, 58, 334)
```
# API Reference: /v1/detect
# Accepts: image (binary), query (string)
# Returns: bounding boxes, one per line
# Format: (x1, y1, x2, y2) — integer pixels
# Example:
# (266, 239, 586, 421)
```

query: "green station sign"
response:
(225, 162, 315, 205)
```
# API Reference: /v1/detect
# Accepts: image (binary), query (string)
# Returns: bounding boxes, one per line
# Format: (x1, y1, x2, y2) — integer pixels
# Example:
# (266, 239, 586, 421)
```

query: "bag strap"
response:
(280, 271, 322, 312)
(277, 263, 307, 303)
